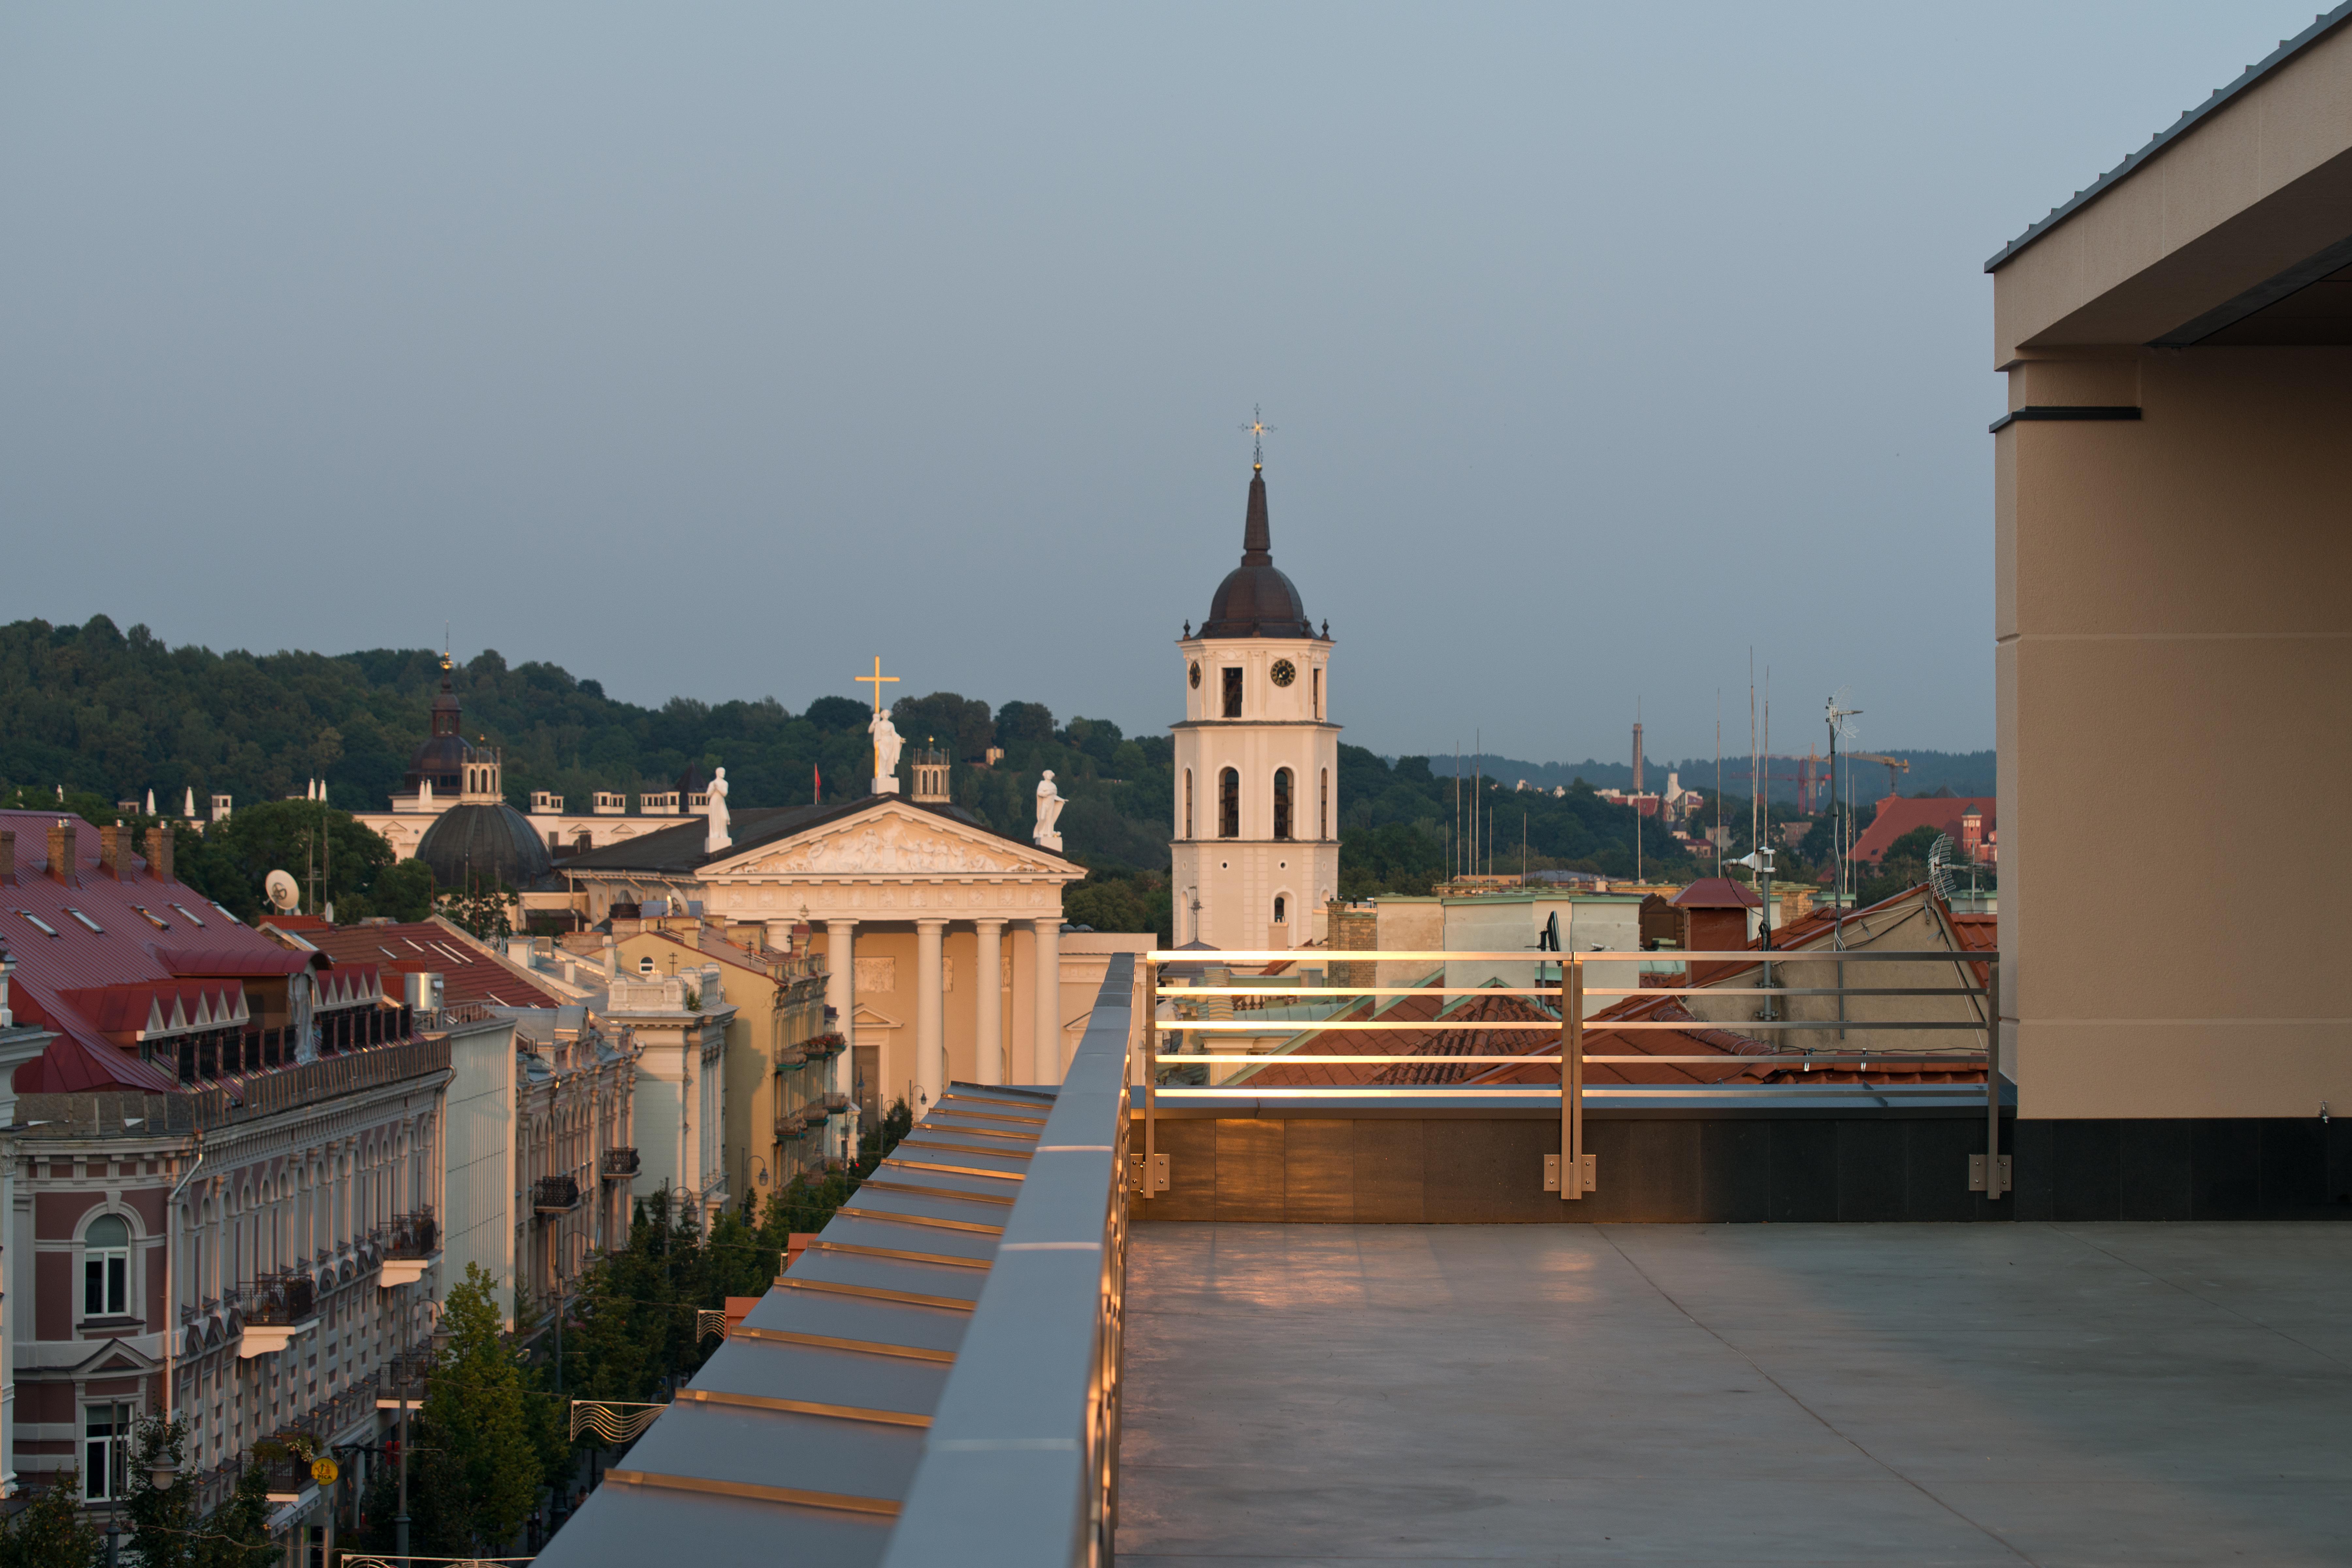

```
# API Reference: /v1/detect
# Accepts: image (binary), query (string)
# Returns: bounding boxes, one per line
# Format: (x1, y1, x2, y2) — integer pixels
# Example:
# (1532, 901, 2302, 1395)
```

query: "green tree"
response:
(191, 1463, 275, 1568)
(437, 884, 514, 941)
(353, 1426, 470, 1558)
(0, 1473, 102, 1568)
(173, 800, 395, 923)
(425, 1264, 542, 1550)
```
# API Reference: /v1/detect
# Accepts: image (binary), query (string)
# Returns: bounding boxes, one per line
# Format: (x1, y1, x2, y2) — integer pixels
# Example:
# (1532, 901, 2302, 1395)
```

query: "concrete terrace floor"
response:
(1118, 1222, 2352, 1567)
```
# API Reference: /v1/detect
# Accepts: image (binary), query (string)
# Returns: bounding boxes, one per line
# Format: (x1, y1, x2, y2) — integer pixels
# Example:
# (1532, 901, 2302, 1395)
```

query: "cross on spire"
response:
(1242, 404, 1273, 470)
(855, 655, 900, 716)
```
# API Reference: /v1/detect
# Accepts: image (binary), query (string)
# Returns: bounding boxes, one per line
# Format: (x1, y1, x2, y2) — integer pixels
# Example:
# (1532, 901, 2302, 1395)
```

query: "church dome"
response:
(1200, 466, 1318, 640)
(415, 803, 553, 893)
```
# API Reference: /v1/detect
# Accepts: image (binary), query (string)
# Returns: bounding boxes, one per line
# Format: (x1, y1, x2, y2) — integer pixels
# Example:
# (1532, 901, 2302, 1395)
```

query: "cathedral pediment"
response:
(708, 800, 1074, 881)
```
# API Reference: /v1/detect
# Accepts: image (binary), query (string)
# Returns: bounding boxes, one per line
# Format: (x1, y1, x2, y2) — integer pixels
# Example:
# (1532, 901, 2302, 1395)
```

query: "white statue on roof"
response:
(1033, 769, 1064, 851)
(869, 711, 903, 794)
(704, 766, 732, 853)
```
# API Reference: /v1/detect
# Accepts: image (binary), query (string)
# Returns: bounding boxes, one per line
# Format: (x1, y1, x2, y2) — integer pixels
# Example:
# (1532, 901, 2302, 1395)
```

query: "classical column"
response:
(915, 919, 947, 1112)
(825, 919, 857, 1160)
(1030, 915, 1062, 1084)
(972, 920, 1005, 1086)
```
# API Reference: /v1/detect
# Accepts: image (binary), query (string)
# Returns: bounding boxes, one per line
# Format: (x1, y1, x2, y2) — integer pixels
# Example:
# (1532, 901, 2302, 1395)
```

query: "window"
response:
(638, 956, 656, 975)
(65, 907, 104, 934)
(16, 911, 59, 938)
(1219, 768, 1240, 838)
(1320, 769, 1329, 839)
(1313, 667, 1322, 719)
(1221, 667, 1243, 719)
(84, 1214, 129, 1317)
(1273, 768, 1293, 841)
(1273, 895, 1287, 925)
(131, 905, 171, 931)
(1183, 769, 1194, 839)
(83, 1402, 132, 1500)
(167, 902, 207, 927)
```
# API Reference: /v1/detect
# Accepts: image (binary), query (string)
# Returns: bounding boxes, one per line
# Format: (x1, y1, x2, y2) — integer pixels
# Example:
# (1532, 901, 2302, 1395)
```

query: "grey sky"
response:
(0, 4, 2304, 764)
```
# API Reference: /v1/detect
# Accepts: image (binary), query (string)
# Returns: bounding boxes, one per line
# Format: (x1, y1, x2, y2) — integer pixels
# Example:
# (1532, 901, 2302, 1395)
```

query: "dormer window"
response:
(64, 908, 103, 934)
(169, 901, 207, 927)
(132, 905, 171, 931)
(16, 911, 59, 938)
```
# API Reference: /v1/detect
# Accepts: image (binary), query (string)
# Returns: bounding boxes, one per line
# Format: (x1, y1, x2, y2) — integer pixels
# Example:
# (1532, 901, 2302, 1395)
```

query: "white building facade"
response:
(1170, 462, 1340, 952)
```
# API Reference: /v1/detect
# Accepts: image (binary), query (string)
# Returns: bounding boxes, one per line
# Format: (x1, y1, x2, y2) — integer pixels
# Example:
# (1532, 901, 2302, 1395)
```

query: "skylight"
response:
(132, 905, 171, 931)
(168, 902, 208, 928)
(16, 911, 59, 938)
(64, 908, 104, 934)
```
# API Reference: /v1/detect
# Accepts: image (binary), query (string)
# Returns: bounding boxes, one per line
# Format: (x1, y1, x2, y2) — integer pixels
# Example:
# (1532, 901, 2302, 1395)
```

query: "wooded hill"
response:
(0, 617, 1703, 924)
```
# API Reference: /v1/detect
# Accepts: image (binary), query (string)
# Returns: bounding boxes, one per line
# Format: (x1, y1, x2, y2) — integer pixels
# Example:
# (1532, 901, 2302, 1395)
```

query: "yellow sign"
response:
(310, 1457, 340, 1486)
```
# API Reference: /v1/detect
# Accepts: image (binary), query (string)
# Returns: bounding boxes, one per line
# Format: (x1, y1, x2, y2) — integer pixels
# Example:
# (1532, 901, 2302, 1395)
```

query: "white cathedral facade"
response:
(1170, 461, 1340, 951)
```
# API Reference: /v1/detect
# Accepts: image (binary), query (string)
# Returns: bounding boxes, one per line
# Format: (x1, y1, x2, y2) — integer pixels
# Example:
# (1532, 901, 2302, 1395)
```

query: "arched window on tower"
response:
(1183, 769, 1194, 839)
(1273, 894, 1287, 925)
(1273, 768, 1293, 841)
(1219, 768, 1239, 838)
(1320, 768, 1329, 839)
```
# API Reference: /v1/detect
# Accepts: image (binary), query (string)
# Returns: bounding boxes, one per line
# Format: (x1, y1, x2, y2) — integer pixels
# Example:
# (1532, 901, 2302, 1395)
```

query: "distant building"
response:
(1847, 796, 1998, 865)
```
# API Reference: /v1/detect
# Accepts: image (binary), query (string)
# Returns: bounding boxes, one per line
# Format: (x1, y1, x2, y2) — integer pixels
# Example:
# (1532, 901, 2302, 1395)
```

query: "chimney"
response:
(0, 831, 12, 883)
(100, 823, 129, 879)
(47, 819, 75, 884)
(146, 823, 175, 883)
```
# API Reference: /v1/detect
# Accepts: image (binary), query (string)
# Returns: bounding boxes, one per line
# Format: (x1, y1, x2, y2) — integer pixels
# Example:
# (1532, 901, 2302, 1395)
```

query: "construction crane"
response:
(1845, 753, 1912, 799)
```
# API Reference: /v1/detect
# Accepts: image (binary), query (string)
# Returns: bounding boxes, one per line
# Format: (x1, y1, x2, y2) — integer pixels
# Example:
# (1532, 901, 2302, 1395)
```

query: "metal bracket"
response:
(1967, 1154, 2013, 1194)
(1132, 1153, 1169, 1195)
(1542, 1154, 1596, 1194)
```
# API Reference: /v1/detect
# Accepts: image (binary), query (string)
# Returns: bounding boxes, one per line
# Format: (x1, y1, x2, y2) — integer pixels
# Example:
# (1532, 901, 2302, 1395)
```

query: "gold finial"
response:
(1242, 404, 1273, 470)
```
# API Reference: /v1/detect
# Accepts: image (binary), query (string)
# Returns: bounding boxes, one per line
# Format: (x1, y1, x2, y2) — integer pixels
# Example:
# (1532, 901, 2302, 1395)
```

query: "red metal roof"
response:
(1671, 877, 1763, 909)
(0, 810, 296, 1089)
(282, 920, 564, 1008)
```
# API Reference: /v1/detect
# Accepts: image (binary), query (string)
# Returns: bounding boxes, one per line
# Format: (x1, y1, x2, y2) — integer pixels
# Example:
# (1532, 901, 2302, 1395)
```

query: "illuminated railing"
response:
(1136, 947, 2005, 1203)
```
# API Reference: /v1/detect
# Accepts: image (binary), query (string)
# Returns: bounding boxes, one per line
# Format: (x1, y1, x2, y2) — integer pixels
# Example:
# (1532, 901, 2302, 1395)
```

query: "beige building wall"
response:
(1996, 351, 2352, 1117)
(440, 1016, 518, 1326)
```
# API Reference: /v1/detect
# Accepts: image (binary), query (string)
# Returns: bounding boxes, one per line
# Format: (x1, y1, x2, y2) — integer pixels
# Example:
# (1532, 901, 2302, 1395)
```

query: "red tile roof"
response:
(0, 810, 322, 1091)
(1848, 796, 1996, 865)
(1671, 877, 1762, 909)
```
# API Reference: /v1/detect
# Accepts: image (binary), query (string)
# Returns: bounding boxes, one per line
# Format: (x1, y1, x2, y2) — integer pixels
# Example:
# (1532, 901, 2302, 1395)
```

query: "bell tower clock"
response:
(1169, 455, 1340, 952)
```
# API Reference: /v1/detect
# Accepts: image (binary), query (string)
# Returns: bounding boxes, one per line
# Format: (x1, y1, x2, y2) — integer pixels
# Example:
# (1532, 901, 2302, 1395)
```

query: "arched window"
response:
(1273, 769, 1293, 841)
(84, 1214, 129, 1317)
(1273, 895, 1287, 925)
(639, 955, 656, 975)
(1320, 768, 1329, 839)
(1219, 768, 1240, 838)
(1183, 769, 1194, 839)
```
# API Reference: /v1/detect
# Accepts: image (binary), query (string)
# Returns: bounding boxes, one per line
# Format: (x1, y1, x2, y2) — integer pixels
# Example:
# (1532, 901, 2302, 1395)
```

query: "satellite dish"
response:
(265, 870, 300, 913)
(1927, 833, 1958, 902)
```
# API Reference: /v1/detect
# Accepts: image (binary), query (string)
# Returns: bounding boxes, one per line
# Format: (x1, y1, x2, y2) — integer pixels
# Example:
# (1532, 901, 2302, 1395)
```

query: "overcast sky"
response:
(0, 4, 2313, 763)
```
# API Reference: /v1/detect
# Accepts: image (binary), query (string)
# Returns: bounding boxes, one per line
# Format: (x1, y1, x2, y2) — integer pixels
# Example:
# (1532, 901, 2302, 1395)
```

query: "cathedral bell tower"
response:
(1169, 459, 1339, 951)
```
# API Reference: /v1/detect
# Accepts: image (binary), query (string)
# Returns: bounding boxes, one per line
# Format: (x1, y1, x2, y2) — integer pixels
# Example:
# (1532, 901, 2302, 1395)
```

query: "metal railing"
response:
(599, 1146, 639, 1179)
(1137, 947, 2005, 1202)
(237, 1269, 317, 1326)
(533, 1175, 583, 1213)
(387, 1207, 438, 1258)
(880, 953, 1134, 1568)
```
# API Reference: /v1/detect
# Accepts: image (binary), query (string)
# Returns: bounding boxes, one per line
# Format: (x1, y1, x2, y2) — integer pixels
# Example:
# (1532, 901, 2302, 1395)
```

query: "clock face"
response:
(1188, 661, 1201, 689)
(1270, 658, 1297, 687)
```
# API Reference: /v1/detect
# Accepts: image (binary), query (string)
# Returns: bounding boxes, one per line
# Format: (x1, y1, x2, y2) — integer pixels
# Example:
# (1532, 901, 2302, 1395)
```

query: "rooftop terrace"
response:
(1120, 1220, 2352, 1565)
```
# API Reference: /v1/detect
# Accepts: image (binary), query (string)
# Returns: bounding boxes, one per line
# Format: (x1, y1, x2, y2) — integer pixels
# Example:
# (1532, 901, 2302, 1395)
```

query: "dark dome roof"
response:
(1200, 466, 1318, 640)
(415, 803, 553, 893)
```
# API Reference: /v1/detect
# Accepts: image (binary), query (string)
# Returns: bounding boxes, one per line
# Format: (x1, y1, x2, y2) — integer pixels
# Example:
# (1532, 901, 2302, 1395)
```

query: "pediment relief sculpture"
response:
(735, 814, 1058, 878)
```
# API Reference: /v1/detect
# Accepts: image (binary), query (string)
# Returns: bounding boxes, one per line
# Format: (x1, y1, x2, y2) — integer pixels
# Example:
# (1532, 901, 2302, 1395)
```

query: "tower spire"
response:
(1242, 464, 1271, 564)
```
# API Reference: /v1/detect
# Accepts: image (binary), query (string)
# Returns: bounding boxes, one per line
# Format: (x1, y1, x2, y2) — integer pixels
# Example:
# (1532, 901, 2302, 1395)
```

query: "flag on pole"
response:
(813, 764, 821, 804)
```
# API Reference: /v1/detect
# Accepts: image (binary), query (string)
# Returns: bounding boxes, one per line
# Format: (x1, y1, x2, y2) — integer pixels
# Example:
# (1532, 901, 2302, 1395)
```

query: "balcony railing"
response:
(237, 1270, 317, 1327)
(387, 1208, 438, 1258)
(600, 1147, 640, 1180)
(816, 1091, 851, 1117)
(533, 1175, 582, 1213)
(1138, 944, 2003, 1203)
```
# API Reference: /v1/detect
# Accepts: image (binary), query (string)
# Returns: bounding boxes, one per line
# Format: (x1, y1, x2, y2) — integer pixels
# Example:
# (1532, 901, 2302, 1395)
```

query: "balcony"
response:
(815, 1091, 851, 1118)
(233, 1270, 318, 1358)
(600, 1147, 640, 1180)
(381, 1208, 438, 1285)
(533, 1175, 582, 1214)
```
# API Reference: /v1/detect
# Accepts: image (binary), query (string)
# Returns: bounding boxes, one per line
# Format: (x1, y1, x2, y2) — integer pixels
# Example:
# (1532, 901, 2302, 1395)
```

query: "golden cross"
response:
(1242, 404, 1273, 466)
(855, 655, 899, 716)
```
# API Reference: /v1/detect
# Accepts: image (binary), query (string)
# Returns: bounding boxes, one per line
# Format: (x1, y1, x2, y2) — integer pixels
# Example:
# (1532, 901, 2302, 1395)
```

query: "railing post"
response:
(1141, 959, 1166, 1195)
(1985, 955, 2005, 1200)
(1552, 958, 1589, 1199)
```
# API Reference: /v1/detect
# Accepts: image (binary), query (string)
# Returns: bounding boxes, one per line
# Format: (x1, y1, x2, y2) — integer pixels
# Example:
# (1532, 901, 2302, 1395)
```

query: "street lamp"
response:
(147, 1453, 179, 1492)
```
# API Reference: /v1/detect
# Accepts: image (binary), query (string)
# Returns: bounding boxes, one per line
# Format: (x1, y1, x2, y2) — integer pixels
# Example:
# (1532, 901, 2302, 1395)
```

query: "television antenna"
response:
(1927, 833, 1959, 903)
